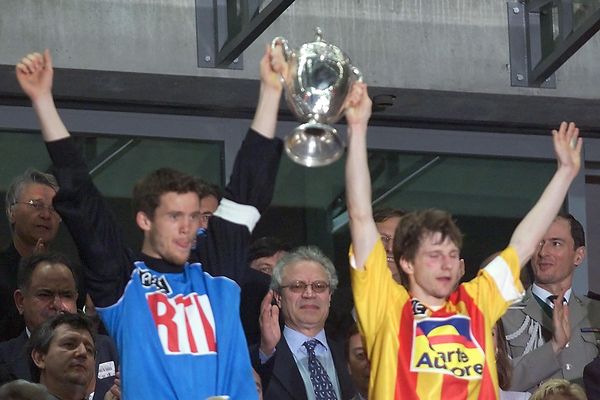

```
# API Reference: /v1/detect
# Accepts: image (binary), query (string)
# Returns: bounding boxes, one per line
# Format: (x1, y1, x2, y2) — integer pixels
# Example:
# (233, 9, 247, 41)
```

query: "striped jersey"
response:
(350, 241, 523, 400)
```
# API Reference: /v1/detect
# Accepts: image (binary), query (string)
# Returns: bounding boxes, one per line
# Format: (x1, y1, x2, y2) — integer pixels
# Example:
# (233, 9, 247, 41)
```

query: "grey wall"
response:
(2, 0, 600, 97)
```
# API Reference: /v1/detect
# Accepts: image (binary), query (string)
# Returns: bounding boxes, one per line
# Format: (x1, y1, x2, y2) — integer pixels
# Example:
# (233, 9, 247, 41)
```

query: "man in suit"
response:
(0, 252, 118, 400)
(502, 213, 600, 392)
(0, 169, 62, 342)
(253, 246, 355, 400)
(29, 313, 96, 400)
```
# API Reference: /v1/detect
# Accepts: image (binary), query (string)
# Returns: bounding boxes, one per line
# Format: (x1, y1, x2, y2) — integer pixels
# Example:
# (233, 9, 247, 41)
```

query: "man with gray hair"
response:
(1, 169, 61, 341)
(252, 246, 355, 399)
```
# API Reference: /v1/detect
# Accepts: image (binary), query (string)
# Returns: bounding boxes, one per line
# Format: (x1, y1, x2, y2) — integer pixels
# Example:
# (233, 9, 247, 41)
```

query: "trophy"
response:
(273, 28, 362, 167)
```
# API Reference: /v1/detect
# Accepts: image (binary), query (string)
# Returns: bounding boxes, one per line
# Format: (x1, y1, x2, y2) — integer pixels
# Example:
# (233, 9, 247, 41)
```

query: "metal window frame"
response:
(507, 0, 600, 87)
(196, 0, 295, 69)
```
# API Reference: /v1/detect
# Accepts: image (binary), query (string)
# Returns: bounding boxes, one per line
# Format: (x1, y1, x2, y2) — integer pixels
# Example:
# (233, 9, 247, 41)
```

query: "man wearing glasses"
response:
(0, 169, 62, 341)
(253, 246, 355, 400)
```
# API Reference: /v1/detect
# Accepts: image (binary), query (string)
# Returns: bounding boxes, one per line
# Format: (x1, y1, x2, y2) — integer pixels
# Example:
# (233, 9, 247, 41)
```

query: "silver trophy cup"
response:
(273, 28, 362, 167)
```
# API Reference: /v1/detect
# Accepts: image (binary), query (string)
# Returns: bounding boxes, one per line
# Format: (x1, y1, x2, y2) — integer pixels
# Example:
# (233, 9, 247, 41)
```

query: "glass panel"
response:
(0, 130, 223, 252)
(263, 149, 555, 281)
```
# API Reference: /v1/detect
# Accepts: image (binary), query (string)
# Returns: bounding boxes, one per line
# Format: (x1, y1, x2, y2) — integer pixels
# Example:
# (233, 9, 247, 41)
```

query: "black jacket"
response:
(251, 335, 356, 400)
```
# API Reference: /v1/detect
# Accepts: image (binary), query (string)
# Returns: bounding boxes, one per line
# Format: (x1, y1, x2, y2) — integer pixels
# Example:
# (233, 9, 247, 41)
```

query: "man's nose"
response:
(179, 218, 192, 235)
(73, 341, 89, 358)
(38, 206, 52, 219)
(302, 285, 316, 298)
(50, 295, 70, 312)
(538, 241, 550, 256)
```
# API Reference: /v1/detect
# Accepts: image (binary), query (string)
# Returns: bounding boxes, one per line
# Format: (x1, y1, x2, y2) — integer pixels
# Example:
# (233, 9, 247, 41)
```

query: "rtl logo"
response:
(147, 292, 217, 355)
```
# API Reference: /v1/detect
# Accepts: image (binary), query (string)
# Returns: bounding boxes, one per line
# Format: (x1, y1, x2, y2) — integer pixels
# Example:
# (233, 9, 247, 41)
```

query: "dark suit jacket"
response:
(251, 334, 355, 400)
(584, 356, 600, 400)
(240, 268, 271, 345)
(0, 330, 119, 400)
(0, 244, 25, 342)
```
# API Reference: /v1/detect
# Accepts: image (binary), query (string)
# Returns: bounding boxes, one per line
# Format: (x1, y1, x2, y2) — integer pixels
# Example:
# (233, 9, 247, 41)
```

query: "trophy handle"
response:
(351, 66, 363, 83)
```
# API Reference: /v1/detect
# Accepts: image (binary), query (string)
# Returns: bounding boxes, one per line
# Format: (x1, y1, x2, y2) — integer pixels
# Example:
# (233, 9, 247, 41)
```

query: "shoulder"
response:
(0, 333, 26, 356)
(95, 334, 117, 352)
(201, 270, 241, 292)
(502, 291, 534, 325)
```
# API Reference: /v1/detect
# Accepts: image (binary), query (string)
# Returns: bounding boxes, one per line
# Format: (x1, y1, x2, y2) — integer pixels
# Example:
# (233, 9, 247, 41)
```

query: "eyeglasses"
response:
(13, 199, 58, 216)
(280, 280, 330, 294)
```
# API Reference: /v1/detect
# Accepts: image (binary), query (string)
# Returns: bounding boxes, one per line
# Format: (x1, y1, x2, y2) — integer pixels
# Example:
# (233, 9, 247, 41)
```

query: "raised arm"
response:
(194, 45, 284, 281)
(345, 83, 379, 269)
(16, 50, 69, 142)
(16, 50, 131, 307)
(250, 44, 287, 139)
(509, 122, 582, 266)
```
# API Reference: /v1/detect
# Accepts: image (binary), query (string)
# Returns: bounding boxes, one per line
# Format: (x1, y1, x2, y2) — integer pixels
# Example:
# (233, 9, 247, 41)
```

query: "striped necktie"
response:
(303, 339, 338, 400)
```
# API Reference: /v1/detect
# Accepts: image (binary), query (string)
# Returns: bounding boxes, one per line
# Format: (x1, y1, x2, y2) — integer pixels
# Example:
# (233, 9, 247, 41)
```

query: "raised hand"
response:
(259, 290, 281, 357)
(553, 121, 582, 176)
(344, 82, 372, 129)
(260, 43, 288, 93)
(551, 292, 570, 353)
(33, 238, 47, 254)
(16, 49, 54, 102)
(104, 370, 121, 400)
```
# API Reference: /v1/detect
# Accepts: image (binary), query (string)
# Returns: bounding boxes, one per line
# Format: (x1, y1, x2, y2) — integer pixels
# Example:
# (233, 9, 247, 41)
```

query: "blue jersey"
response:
(97, 261, 255, 399)
(47, 129, 282, 400)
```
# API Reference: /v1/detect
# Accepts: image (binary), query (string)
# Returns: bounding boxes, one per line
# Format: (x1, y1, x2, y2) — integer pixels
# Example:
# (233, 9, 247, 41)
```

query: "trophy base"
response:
(285, 122, 345, 167)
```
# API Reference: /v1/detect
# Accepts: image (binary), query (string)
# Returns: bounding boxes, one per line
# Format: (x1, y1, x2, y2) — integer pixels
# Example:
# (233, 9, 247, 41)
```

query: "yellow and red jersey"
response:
(350, 241, 523, 400)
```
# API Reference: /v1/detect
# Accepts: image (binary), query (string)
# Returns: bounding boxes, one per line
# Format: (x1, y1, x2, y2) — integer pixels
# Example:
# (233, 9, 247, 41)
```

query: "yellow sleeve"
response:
(462, 246, 524, 324)
(349, 240, 409, 338)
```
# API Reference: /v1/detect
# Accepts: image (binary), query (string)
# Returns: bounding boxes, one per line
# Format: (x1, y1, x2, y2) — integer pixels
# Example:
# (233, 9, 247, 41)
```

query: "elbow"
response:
(347, 205, 373, 225)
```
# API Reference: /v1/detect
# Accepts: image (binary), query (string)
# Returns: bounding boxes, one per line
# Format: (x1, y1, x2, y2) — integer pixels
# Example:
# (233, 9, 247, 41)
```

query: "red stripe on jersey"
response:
(193, 295, 217, 352)
(440, 372, 469, 399)
(424, 334, 479, 348)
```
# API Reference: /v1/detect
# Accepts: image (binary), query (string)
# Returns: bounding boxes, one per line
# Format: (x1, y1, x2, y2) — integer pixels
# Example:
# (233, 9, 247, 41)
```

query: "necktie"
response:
(547, 295, 567, 308)
(303, 339, 338, 400)
(537, 294, 566, 317)
(533, 293, 553, 317)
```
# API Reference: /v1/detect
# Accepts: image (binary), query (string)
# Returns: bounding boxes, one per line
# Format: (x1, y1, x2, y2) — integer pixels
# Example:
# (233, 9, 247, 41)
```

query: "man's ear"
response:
(574, 246, 586, 266)
(14, 289, 25, 315)
(136, 211, 152, 232)
(399, 257, 414, 276)
(273, 291, 282, 308)
(7, 206, 15, 225)
(31, 349, 45, 370)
